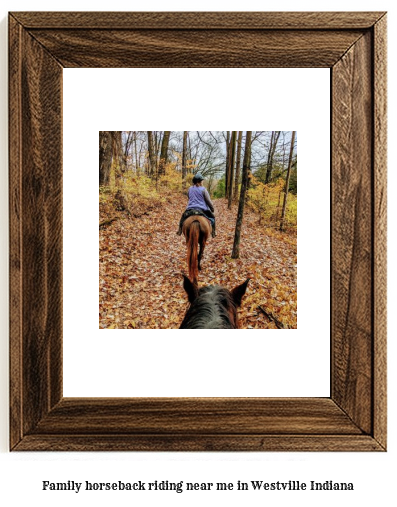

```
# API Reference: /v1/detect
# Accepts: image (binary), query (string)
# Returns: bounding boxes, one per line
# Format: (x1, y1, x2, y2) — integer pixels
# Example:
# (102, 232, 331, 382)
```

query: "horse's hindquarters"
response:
(182, 215, 212, 238)
(182, 216, 211, 283)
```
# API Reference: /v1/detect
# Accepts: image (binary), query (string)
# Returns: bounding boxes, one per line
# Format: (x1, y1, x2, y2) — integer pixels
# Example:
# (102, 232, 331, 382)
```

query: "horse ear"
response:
(231, 279, 250, 307)
(183, 275, 199, 304)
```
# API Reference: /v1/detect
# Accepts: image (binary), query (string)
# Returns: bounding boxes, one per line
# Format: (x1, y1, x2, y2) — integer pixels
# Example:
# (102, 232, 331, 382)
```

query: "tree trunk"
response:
(279, 131, 296, 231)
(154, 131, 161, 162)
(99, 131, 112, 186)
(265, 130, 281, 184)
(133, 132, 139, 176)
(158, 130, 171, 176)
(247, 143, 253, 191)
(233, 131, 243, 202)
(124, 131, 133, 171)
(225, 131, 230, 197)
(111, 131, 127, 185)
(228, 131, 237, 209)
(147, 131, 157, 178)
(232, 131, 252, 259)
(188, 134, 192, 167)
(182, 131, 188, 190)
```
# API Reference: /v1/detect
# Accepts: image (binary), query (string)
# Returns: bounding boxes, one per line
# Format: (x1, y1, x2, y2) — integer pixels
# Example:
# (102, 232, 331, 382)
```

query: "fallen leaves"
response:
(99, 192, 297, 329)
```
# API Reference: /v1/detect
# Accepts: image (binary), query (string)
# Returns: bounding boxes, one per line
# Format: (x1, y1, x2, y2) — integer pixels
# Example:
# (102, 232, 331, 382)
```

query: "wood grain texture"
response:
(21, 28, 64, 434)
(332, 32, 373, 434)
(9, 15, 23, 450)
(11, 11, 385, 29)
(32, 398, 362, 435)
(9, 16, 63, 447)
(27, 29, 363, 68)
(14, 435, 383, 452)
(8, 11, 387, 452)
(373, 14, 387, 449)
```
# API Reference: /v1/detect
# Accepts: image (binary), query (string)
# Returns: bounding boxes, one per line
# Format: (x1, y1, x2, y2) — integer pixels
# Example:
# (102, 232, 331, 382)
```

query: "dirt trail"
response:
(99, 195, 297, 329)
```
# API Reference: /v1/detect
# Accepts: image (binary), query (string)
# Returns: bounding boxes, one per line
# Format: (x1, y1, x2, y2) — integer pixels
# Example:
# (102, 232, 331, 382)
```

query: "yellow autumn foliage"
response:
(100, 172, 163, 218)
(100, 162, 191, 218)
(247, 176, 297, 230)
(158, 164, 185, 192)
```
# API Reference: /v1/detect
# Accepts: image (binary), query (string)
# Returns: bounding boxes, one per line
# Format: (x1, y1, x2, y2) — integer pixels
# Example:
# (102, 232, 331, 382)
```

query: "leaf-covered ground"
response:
(99, 194, 297, 329)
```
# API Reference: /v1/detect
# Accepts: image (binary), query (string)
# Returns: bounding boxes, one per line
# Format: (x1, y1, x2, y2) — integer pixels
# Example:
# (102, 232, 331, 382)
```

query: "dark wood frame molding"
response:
(9, 11, 387, 451)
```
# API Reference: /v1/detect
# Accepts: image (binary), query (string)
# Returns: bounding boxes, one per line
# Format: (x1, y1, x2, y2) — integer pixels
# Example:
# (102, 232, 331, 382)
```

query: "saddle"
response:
(181, 208, 212, 226)
(177, 208, 215, 237)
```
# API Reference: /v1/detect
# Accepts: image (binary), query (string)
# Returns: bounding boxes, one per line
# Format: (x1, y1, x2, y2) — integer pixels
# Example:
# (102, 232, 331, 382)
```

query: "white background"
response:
(0, 1, 395, 507)
(63, 68, 330, 397)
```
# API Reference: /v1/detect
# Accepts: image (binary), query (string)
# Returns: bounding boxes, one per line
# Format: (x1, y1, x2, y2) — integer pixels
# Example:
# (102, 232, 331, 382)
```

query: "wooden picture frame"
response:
(9, 11, 387, 451)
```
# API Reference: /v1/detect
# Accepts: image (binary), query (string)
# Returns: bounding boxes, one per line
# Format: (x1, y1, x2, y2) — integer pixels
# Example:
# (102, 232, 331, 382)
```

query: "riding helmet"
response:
(193, 172, 204, 181)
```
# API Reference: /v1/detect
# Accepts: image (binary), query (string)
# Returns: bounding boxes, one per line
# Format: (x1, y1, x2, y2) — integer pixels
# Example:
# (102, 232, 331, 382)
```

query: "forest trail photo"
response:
(99, 131, 297, 330)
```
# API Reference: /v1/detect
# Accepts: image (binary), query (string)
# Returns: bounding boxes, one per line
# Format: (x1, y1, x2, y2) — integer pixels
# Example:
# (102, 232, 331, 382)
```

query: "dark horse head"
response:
(180, 275, 249, 329)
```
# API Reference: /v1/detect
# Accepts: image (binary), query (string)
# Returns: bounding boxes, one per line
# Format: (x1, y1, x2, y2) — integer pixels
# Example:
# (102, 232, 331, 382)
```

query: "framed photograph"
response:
(9, 11, 387, 451)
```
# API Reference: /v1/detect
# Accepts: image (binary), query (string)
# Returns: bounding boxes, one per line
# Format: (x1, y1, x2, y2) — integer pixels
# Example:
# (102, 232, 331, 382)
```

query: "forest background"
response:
(99, 131, 297, 329)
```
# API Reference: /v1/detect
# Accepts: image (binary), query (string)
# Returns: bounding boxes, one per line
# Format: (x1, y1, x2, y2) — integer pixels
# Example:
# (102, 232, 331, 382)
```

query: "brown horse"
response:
(182, 215, 212, 283)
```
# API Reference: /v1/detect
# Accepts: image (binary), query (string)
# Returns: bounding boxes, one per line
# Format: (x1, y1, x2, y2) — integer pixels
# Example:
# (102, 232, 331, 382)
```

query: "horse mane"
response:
(180, 286, 238, 329)
(187, 221, 200, 283)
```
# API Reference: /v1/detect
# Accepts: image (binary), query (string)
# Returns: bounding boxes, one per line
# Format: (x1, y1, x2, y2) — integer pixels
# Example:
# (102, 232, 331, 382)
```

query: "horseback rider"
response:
(177, 172, 216, 237)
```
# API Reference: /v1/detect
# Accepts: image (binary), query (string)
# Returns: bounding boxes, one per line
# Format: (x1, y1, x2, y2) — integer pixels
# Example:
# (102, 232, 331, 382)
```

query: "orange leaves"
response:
(99, 189, 297, 329)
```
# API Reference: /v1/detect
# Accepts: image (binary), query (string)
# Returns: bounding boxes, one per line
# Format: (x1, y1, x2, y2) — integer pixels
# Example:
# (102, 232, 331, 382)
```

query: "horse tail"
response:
(187, 221, 200, 283)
